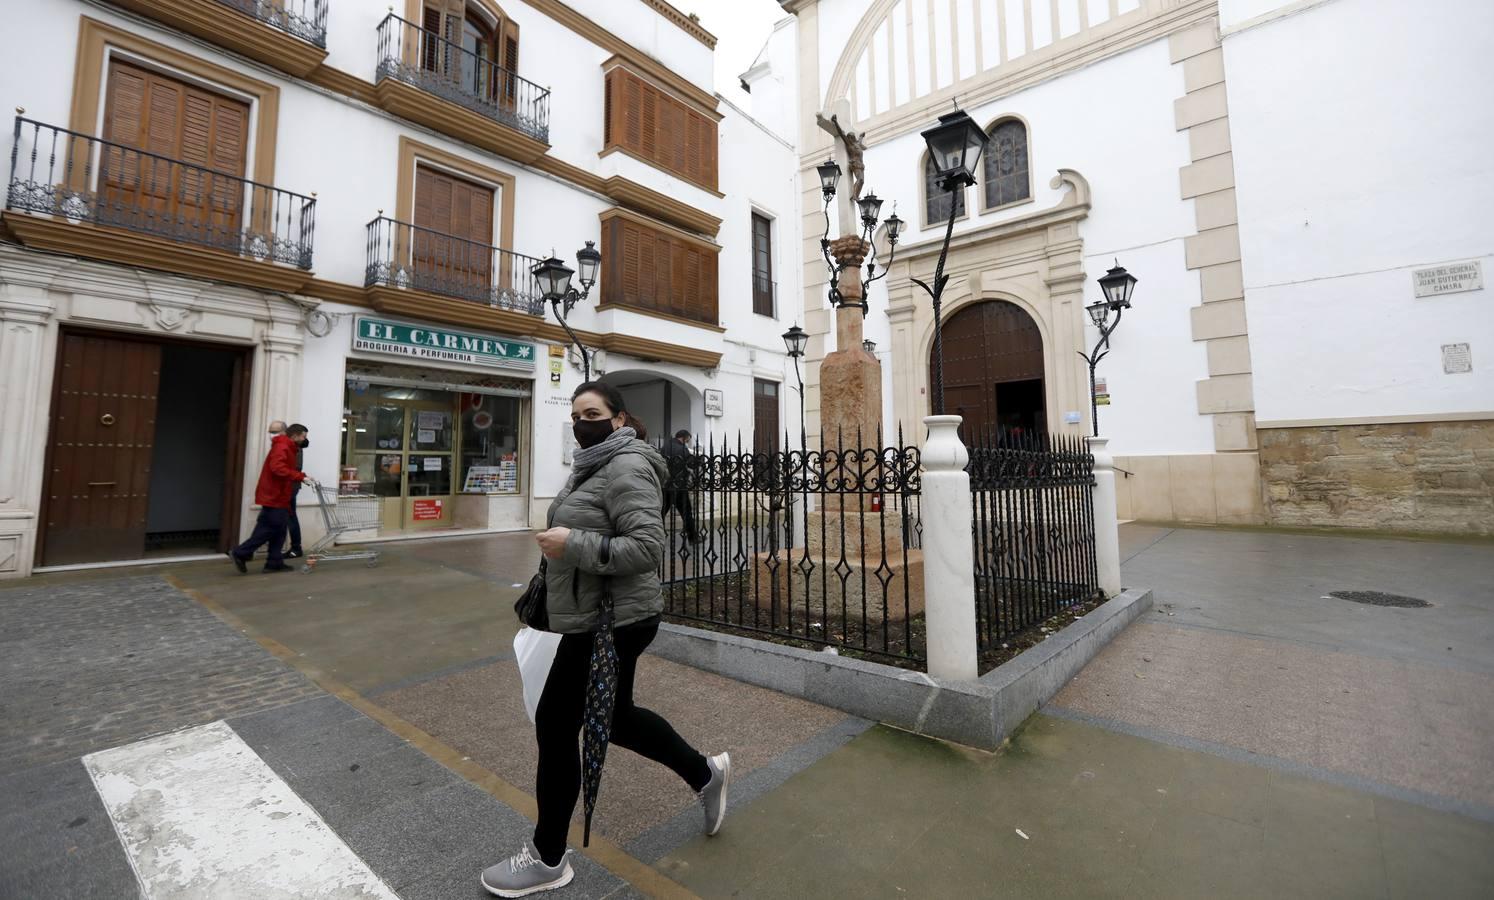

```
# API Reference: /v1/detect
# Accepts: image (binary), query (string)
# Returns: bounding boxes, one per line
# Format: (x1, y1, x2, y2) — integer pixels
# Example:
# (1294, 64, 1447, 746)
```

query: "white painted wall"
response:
(741, 16, 800, 145)
(850, 37, 1211, 452)
(1225, 0, 1494, 421)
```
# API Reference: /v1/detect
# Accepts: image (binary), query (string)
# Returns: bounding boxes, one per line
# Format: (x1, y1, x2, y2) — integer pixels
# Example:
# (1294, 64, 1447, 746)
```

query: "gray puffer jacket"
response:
(545, 439, 670, 633)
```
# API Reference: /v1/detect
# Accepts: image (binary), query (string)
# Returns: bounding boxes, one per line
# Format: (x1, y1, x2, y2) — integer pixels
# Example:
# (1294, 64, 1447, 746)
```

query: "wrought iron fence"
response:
(364, 216, 546, 315)
(6, 117, 317, 269)
(967, 430, 1100, 651)
(659, 430, 925, 664)
(216, 0, 328, 47)
(375, 13, 550, 143)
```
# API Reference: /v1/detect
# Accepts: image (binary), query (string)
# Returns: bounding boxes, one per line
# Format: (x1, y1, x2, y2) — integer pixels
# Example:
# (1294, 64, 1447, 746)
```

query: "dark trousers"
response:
(285, 485, 302, 554)
(533, 616, 709, 865)
(234, 507, 289, 569)
(663, 490, 697, 538)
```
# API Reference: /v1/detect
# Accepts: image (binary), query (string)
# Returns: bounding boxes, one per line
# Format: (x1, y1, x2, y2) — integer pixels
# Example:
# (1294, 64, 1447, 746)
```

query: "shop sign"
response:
(412, 498, 444, 520)
(353, 317, 535, 371)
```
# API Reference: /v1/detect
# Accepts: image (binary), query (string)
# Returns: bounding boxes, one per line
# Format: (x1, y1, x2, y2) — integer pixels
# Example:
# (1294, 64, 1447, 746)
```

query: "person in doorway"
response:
(481, 383, 729, 898)
(661, 429, 702, 544)
(229, 423, 314, 574)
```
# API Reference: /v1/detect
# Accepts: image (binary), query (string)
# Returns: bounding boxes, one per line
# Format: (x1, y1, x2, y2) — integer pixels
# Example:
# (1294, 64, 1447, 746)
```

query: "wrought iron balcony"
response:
(375, 13, 550, 144)
(6, 117, 316, 270)
(215, 0, 328, 48)
(364, 216, 546, 316)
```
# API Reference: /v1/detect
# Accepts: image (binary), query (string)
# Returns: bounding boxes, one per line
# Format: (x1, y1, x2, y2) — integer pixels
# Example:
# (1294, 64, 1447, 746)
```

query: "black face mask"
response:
(573, 418, 615, 450)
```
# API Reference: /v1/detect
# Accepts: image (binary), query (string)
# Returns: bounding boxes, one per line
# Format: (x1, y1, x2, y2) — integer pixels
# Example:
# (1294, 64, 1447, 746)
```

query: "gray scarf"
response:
(571, 425, 637, 479)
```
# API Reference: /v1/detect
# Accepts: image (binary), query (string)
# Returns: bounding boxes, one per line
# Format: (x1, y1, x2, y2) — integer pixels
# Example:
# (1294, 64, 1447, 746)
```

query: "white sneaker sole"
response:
(480, 864, 574, 898)
(707, 752, 731, 836)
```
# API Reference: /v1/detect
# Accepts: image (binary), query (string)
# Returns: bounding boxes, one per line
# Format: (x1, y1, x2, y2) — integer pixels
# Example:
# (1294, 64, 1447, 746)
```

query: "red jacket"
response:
(254, 434, 305, 508)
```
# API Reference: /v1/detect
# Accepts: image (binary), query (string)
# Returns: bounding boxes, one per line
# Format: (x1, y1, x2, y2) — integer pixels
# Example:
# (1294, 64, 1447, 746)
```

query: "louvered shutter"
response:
(500, 17, 520, 107)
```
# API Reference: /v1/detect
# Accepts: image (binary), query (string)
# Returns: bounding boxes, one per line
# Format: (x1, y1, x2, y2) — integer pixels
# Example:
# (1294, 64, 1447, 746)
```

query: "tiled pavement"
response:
(3, 524, 1493, 898)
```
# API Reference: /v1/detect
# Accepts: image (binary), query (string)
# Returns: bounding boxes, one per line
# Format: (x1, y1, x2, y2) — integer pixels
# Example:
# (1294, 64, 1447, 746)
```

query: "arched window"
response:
(923, 152, 966, 225)
(982, 118, 1030, 210)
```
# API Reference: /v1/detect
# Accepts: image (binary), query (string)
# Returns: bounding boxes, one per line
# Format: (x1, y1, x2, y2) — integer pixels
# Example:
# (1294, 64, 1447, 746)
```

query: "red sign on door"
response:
(412, 499, 444, 521)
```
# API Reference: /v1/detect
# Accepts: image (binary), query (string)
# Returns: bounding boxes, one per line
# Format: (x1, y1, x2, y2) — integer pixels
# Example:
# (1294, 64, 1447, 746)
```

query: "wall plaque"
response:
(1414, 261, 1483, 298)
(1441, 343, 1472, 375)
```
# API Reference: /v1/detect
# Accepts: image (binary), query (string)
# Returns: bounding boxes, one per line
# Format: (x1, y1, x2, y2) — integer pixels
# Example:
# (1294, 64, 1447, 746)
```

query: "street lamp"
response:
(862, 338, 876, 354)
(1077, 261, 1138, 436)
(783, 324, 808, 450)
(911, 107, 987, 415)
(818, 178, 904, 313)
(532, 240, 601, 380)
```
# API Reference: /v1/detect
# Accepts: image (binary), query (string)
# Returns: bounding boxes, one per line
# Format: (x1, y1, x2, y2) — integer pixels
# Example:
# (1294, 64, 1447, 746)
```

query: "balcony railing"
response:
(6, 117, 316, 269)
(364, 217, 546, 316)
(216, 0, 328, 47)
(753, 274, 777, 317)
(375, 13, 550, 144)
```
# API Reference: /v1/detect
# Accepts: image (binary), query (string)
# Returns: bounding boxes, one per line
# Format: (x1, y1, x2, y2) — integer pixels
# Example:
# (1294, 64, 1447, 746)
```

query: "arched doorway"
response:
(932, 300, 1047, 439)
(600, 369, 700, 447)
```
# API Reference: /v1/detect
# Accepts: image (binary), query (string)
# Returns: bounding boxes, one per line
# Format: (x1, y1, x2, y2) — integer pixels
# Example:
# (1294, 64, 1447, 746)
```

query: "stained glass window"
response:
(983, 119, 1031, 209)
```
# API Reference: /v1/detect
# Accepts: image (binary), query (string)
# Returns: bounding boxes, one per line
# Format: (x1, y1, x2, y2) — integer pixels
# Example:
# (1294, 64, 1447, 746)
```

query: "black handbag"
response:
(514, 558, 550, 630)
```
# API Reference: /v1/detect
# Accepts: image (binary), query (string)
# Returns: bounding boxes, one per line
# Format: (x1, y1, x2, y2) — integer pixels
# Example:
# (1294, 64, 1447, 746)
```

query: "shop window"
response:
(461, 393, 523, 493)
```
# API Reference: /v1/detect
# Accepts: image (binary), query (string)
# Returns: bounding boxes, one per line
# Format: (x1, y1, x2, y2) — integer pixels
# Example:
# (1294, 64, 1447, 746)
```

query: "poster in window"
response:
(412, 498, 444, 520)
(417, 410, 445, 431)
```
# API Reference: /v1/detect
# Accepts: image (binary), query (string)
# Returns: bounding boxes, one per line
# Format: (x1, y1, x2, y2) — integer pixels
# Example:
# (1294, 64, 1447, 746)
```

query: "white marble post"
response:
(1087, 436, 1122, 597)
(920, 415, 978, 680)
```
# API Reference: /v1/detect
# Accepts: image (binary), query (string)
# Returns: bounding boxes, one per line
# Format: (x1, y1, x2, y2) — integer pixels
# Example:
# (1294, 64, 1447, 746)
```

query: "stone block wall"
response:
(1258, 421, 1494, 535)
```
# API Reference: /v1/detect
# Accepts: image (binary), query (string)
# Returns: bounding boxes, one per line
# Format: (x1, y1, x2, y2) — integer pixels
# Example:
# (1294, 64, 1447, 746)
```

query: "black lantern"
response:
(1086, 301, 1109, 329)
(576, 240, 601, 291)
(884, 211, 904, 244)
(858, 191, 883, 229)
(817, 160, 842, 198)
(920, 109, 987, 189)
(782, 324, 808, 358)
(531, 255, 574, 302)
(862, 338, 876, 354)
(1098, 261, 1137, 310)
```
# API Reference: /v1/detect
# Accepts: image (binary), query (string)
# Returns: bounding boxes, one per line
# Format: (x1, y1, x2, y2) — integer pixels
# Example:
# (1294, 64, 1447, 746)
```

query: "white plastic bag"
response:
(514, 627, 561, 724)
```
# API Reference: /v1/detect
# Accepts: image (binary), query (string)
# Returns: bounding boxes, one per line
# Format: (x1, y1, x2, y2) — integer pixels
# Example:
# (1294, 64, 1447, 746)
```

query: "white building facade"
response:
(0, 0, 801, 578)
(775, 0, 1494, 534)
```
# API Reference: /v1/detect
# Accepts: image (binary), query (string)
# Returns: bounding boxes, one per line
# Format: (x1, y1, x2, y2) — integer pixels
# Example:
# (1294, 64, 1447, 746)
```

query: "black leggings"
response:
(533, 615, 709, 865)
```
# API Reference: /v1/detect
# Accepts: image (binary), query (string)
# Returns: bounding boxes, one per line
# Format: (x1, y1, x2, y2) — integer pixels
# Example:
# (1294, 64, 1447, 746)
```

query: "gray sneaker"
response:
(480, 842, 573, 898)
(700, 752, 731, 836)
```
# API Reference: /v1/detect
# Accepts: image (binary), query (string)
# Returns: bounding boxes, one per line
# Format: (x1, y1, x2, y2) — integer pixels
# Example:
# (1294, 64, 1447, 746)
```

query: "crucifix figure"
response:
(815, 99, 867, 236)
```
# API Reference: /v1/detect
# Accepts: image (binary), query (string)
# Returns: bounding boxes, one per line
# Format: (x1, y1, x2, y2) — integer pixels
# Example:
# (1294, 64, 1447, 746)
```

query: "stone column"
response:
(1087, 436, 1122, 597)
(0, 282, 57, 579)
(920, 415, 978, 680)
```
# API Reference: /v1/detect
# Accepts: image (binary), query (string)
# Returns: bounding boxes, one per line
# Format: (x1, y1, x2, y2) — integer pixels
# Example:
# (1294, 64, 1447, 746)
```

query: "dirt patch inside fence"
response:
(663, 575, 1108, 676)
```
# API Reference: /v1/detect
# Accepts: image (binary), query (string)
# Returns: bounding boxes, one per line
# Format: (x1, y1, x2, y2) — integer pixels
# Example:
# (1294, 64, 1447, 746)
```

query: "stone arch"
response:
(598, 368, 702, 445)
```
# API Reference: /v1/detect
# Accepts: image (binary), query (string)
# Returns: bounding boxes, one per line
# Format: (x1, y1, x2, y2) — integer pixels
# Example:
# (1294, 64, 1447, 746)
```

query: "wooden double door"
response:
(39, 331, 250, 567)
(935, 300, 1048, 440)
(98, 60, 251, 243)
(411, 164, 498, 299)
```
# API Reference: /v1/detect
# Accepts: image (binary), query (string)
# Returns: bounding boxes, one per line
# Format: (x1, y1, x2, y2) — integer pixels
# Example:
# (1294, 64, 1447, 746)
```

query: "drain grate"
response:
(1327, 590, 1431, 608)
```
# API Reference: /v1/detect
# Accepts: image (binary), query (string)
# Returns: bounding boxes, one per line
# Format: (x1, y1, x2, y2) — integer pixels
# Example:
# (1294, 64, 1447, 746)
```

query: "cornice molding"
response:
(1, 213, 315, 294)
(600, 176, 723, 237)
(104, 0, 328, 77)
(601, 56, 724, 122)
(638, 0, 718, 49)
(891, 169, 1092, 261)
(598, 207, 722, 253)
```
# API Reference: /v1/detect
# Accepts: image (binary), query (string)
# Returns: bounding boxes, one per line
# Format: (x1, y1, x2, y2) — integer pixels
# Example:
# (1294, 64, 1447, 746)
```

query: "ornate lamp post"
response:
(861, 338, 876, 354)
(1077, 261, 1138, 436)
(782, 323, 809, 449)
(531, 240, 601, 380)
(913, 108, 988, 416)
(816, 165, 904, 312)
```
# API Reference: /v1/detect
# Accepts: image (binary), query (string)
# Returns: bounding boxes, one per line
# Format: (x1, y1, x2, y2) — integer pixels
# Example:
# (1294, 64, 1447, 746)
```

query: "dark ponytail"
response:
(622, 412, 648, 442)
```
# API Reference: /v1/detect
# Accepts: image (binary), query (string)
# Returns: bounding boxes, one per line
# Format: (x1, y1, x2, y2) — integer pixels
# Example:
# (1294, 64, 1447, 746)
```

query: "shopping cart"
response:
(302, 482, 381, 572)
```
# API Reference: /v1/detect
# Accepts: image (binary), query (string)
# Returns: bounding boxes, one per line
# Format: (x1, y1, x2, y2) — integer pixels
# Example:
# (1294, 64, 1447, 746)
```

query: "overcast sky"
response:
(667, 0, 790, 99)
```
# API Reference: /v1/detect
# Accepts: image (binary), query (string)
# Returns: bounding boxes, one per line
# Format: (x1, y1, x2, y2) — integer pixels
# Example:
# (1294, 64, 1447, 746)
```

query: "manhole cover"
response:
(1327, 590, 1431, 608)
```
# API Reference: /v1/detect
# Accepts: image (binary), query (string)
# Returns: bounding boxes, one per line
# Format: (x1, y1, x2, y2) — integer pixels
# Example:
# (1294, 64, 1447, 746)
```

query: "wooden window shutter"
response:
(501, 16, 520, 104)
(603, 72, 613, 146)
(624, 74, 642, 148)
(602, 216, 719, 326)
(641, 83, 657, 159)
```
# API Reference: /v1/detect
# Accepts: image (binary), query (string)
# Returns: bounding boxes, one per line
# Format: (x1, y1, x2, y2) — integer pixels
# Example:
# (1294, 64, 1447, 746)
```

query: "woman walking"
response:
(483, 382, 730, 897)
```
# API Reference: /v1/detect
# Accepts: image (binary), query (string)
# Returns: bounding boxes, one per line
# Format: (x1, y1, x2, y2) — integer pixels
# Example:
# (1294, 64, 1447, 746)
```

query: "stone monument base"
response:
(749, 547, 924, 624)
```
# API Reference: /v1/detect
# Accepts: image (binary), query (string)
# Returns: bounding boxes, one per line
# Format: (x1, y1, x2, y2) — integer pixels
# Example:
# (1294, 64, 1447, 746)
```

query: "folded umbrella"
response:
(580, 591, 619, 847)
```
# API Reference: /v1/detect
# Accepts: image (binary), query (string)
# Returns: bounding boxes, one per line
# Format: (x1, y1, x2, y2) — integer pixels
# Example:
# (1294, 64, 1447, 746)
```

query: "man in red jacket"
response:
(229, 423, 316, 573)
